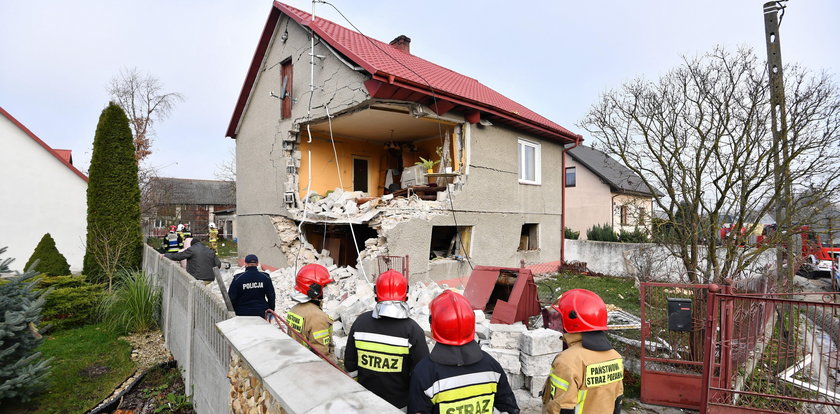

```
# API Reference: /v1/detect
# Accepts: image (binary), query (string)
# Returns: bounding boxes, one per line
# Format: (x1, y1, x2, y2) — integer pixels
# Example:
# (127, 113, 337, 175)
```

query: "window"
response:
(638, 207, 647, 225)
(519, 223, 539, 250)
(280, 59, 293, 119)
(565, 167, 576, 187)
(430, 226, 472, 258)
(620, 205, 629, 226)
(518, 139, 541, 185)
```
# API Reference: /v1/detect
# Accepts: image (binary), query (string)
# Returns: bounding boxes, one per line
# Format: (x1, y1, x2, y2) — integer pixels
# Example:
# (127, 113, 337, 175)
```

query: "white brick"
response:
(482, 347, 521, 374)
(520, 328, 563, 356)
(474, 309, 486, 323)
(333, 335, 348, 360)
(526, 375, 548, 397)
(507, 372, 525, 390)
(488, 322, 527, 334)
(475, 321, 491, 340)
(489, 332, 520, 349)
(520, 352, 556, 376)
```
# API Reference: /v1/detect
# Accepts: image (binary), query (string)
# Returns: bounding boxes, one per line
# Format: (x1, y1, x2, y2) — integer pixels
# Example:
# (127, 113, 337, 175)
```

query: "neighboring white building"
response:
(0, 106, 88, 273)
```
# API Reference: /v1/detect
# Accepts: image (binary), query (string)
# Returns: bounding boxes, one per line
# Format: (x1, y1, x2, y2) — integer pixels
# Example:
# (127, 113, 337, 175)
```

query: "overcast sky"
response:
(2, 1, 838, 180)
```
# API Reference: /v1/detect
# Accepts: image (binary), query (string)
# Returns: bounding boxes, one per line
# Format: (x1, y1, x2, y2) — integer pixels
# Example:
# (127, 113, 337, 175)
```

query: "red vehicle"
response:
(761, 224, 840, 279)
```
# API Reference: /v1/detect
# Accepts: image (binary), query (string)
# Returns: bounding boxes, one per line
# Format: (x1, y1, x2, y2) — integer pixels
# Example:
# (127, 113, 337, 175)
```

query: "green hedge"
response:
(619, 228, 649, 243)
(36, 275, 105, 331)
(587, 224, 619, 242)
(564, 227, 580, 240)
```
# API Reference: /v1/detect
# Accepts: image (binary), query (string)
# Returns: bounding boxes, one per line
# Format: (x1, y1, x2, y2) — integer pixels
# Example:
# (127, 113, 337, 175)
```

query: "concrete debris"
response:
(481, 346, 521, 375)
(525, 375, 547, 397)
(520, 352, 556, 377)
(520, 328, 564, 356)
(513, 389, 544, 412)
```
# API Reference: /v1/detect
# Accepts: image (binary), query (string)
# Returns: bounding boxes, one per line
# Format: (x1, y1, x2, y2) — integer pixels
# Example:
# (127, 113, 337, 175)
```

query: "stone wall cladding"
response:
(228, 351, 286, 414)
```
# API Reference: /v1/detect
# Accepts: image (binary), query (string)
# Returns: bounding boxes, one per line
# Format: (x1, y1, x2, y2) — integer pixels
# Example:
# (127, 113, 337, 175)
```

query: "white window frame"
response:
(517, 138, 541, 185)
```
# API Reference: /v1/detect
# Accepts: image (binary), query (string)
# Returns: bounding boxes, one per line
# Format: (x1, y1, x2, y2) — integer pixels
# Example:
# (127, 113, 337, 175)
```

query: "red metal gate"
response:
(701, 291, 840, 413)
(640, 282, 722, 409)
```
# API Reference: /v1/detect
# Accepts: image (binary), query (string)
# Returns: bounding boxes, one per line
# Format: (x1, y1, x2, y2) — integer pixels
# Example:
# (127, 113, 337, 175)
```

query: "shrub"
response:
(36, 275, 106, 331)
(83, 102, 142, 283)
(100, 270, 160, 335)
(587, 224, 619, 242)
(619, 228, 650, 243)
(24, 234, 70, 276)
(0, 247, 52, 402)
(564, 227, 580, 240)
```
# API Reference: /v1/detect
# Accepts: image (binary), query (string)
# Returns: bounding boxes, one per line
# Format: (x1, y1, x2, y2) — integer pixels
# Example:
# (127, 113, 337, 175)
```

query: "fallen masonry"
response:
(209, 260, 630, 409)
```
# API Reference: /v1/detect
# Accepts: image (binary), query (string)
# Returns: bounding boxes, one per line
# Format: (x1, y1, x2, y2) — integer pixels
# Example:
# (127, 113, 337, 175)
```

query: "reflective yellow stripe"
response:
(577, 390, 587, 413)
(430, 383, 497, 404)
(313, 329, 330, 339)
(549, 373, 569, 391)
(355, 339, 409, 355)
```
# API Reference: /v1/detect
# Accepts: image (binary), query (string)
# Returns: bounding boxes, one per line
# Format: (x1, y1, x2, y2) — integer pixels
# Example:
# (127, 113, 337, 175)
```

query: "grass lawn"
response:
(215, 238, 237, 259)
(18, 323, 136, 413)
(536, 272, 641, 316)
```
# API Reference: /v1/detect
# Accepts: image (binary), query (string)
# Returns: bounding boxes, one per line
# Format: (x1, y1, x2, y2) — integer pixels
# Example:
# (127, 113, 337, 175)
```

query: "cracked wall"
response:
(235, 14, 370, 265)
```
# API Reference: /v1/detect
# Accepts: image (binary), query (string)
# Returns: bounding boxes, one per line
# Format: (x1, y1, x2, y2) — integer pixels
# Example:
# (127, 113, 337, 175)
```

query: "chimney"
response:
(389, 35, 411, 54)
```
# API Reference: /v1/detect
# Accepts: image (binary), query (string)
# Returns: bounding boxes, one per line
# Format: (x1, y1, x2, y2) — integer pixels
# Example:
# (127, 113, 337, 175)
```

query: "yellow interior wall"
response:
(298, 134, 385, 199)
(414, 134, 456, 172)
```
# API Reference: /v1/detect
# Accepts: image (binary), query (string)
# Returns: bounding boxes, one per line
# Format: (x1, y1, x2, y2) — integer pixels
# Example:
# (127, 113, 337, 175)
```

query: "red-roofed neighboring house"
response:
(226, 2, 582, 281)
(0, 106, 88, 273)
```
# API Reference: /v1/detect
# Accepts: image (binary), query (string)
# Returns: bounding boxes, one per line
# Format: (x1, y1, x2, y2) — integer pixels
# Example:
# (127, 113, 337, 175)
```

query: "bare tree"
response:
(214, 148, 237, 201)
(108, 67, 183, 162)
(581, 47, 840, 284)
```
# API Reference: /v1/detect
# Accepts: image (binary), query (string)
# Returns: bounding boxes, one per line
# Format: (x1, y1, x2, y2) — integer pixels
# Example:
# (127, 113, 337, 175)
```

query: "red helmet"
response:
(375, 270, 408, 302)
(295, 264, 334, 299)
(169, 225, 177, 231)
(430, 290, 475, 346)
(551, 289, 608, 333)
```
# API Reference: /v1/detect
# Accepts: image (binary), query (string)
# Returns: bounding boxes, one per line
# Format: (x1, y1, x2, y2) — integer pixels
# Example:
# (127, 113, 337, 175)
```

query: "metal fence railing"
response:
(703, 292, 840, 414)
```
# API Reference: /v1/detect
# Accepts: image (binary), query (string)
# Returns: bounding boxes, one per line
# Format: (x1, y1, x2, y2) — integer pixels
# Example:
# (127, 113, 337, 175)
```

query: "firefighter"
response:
(287, 263, 335, 359)
(208, 222, 219, 251)
(408, 290, 519, 414)
(176, 224, 186, 248)
(164, 225, 181, 253)
(344, 270, 429, 410)
(542, 289, 623, 414)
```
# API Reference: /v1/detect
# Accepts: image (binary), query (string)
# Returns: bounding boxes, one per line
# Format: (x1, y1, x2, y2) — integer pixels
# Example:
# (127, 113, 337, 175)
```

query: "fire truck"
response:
(760, 224, 840, 278)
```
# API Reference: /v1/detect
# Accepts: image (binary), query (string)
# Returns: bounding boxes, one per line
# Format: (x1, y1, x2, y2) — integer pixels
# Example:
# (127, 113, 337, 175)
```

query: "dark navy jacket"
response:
(408, 341, 519, 414)
(227, 267, 276, 317)
(344, 311, 429, 409)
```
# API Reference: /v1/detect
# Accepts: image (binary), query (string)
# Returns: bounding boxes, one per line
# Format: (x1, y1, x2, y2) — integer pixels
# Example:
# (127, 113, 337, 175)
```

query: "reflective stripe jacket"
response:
(408, 342, 519, 414)
(208, 228, 219, 242)
(541, 333, 624, 414)
(344, 311, 429, 409)
(165, 232, 181, 253)
(287, 301, 333, 358)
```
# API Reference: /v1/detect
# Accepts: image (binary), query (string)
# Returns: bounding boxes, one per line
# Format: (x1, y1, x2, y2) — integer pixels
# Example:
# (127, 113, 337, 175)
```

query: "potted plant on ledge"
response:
(416, 157, 440, 174)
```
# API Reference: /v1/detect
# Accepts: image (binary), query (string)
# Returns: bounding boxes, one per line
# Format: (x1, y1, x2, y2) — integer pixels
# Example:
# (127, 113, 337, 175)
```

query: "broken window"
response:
(565, 166, 576, 187)
(280, 59, 293, 119)
(300, 222, 378, 267)
(429, 225, 472, 259)
(518, 139, 541, 185)
(518, 223, 539, 251)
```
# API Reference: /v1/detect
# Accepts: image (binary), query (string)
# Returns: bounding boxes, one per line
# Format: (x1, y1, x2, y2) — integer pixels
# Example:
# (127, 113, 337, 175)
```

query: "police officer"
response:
(164, 225, 181, 253)
(345, 270, 429, 410)
(408, 290, 519, 414)
(227, 254, 275, 317)
(542, 289, 623, 414)
(287, 264, 335, 359)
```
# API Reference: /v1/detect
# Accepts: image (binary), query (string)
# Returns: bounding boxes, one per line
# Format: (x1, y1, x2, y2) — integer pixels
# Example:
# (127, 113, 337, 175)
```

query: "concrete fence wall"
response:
(564, 239, 776, 281)
(142, 245, 400, 414)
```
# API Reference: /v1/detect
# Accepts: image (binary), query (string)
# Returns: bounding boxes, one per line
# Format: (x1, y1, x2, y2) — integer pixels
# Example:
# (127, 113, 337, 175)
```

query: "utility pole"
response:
(763, 1, 793, 282)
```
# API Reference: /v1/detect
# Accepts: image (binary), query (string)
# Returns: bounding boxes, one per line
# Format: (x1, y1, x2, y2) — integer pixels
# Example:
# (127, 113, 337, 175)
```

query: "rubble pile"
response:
(210, 256, 550, 410)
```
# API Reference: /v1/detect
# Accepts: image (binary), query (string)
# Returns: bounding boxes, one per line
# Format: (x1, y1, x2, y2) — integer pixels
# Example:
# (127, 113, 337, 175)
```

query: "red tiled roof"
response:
(0, 106, 88, 183)
(227, 2, 580, 143)
(54, 149, 73, 165)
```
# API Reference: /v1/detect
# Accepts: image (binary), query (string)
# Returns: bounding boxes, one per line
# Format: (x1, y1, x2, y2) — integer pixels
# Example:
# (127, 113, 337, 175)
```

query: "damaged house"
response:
(226, 2, 581, 282)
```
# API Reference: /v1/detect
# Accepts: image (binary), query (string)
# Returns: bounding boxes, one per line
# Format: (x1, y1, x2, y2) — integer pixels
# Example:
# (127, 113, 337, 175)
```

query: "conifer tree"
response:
(83, 103, 142, 282)
(24, 233, 70, 276)
(0, 247, 52, 402)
